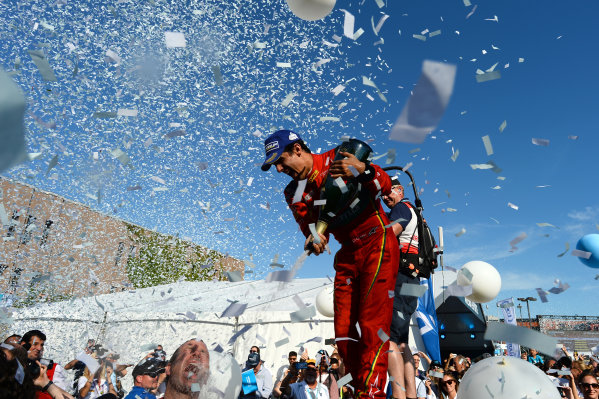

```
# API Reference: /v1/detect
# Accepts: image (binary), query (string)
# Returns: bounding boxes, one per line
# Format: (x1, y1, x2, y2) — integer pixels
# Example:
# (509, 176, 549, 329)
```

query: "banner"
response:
(415, 277, 441, 362)
(496, 297, 520, 357)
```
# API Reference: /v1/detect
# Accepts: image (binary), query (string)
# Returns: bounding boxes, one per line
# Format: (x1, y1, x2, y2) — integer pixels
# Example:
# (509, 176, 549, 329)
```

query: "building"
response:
(0, 177, 243, 304)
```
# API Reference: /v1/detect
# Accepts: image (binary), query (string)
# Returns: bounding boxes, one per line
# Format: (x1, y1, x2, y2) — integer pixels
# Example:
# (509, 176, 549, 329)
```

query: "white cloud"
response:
(500, 272, 550, 290)
(567, 206, 599, 221)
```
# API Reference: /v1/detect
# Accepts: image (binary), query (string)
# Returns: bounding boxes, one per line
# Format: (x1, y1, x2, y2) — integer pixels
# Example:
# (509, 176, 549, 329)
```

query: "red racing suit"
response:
(284, 149, 399, 398)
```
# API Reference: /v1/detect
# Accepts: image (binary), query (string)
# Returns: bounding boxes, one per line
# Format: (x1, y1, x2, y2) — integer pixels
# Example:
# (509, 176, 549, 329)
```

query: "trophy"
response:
(309, 139, 373, 245)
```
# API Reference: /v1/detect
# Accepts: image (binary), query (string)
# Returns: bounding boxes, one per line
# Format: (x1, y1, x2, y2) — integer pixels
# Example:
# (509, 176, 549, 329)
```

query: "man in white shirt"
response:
(289, 367, 330, 399)
(20, 330, 70, 393)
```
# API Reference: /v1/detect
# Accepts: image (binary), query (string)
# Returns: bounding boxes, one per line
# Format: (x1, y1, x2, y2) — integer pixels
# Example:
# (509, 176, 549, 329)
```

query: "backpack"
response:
(414, 206, 439, 279)
(383, 166, 441, 279)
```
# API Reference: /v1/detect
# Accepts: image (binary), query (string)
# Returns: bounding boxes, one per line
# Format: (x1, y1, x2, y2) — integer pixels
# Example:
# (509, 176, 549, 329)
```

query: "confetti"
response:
(482, 135, 494, 156)
(499, 120, 507, 132)
(337, 373, 353, 387)
(0, 70, 27, 173)
(341, 9, 355, 39)
(377, 328, 390, 343)
(466, 4, 478, 19)
(557, 242, 570, 257)
(455, 228, 466, 237)
(399, 283, 428, 297)
(389, 60, 456, 144)
(507, 202, 519, 210)
(484, 322, 558, 356)
(509, 232, 527, 249)
(28, 50, 57, 81)
(290, 305, 316, 322)
(164, 31, 186, 48)
(571, 249, 591, 259)
(532, 138, 550, 146)
(220, 301, 247, 318)
(476, 71, 501, 83)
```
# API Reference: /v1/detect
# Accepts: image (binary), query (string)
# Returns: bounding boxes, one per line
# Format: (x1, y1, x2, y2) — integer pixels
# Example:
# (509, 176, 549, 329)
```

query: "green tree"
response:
(124, 223, 227, 289)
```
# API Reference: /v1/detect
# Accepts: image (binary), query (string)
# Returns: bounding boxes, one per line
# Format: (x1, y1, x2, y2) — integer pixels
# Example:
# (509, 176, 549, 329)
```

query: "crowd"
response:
(0, 330, 208, 399)
(3, 327, 599, 399)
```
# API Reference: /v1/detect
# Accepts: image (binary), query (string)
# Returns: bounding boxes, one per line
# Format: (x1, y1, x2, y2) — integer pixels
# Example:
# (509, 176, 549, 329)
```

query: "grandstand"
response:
(538, 315, 599, 354)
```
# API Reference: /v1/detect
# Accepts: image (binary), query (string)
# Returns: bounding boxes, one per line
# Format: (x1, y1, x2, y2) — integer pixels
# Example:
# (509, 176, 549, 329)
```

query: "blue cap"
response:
(246, 352, 261, 367)
(261, 129, 302, 171)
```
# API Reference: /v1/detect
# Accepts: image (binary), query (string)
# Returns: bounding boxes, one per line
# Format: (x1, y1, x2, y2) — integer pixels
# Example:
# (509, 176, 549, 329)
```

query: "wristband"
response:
(356, 163, 375, 183)
(41, 380, 54, 392)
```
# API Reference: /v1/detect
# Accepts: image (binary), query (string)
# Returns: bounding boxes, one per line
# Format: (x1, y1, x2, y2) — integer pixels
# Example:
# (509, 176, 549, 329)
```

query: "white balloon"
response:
(457, 260, 501, 303)
(286, 0, 336, 21)
(315, 285, 335, 317)
(460, 356, 560, 399)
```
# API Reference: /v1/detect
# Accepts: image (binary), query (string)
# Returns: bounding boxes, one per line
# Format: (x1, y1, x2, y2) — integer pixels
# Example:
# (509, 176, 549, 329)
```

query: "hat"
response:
(246, 352, 260, 367)
(132, 357, 165, 378)
(261, 129, 302, 171)
(307, 359, 316, 365)
(390, 177, 401, 187)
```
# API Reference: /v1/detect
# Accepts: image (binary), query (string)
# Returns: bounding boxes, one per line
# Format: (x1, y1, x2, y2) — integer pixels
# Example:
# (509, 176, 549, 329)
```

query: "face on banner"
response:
(497, 298, 521, 358)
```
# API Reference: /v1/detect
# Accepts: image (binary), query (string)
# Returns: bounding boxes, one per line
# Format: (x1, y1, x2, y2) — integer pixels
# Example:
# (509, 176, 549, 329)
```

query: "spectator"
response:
(317, 354, 339, 399)
(240, 352, 273, 399)
(383, 178, 420, 399)
(4, 334, 22, 345)
(123, 357, 163, 399)
(412, 353, 427, 399)
(20, 330, 70, 395)
(63, 359, 86, 395)
(279, 361, 301, 399)
(528, 349, 544, 366)
(452, 355, 470, 378)
(1, 341, 36, 399)
(521, 351, 528, 360)
(164, 339, 210, 399)
(78, 359, 117, 399)
(1, 341, 75, 399)
(579, 371, 599, 399)
(289, 366, 330, 399)
(250, 346, 261, 354)
(437, 372, 459, 399)
(274, 351, 298, 398)
(424, 360, 443, 399)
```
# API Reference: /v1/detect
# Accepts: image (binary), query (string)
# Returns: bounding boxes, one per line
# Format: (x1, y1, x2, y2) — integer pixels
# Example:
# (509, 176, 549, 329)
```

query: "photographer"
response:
(1, 341, 74, 399)
(278, 361, 301, 399)
(19, 330, 70, 396)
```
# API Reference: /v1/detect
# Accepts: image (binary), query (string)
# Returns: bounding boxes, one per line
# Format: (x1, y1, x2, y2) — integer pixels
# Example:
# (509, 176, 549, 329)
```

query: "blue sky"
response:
(1, 0, 598, 317)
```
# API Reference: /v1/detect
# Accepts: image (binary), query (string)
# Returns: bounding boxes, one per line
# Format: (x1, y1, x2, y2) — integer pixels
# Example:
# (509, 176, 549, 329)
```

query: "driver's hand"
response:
(305, 233, 327, 255)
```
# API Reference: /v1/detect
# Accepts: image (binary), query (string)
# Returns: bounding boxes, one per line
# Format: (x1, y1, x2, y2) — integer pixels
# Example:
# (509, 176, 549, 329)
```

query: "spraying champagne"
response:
(308, 139, 373, 251)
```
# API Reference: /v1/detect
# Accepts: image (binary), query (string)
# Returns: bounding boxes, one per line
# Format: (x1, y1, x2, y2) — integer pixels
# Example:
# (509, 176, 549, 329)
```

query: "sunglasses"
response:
(582, 383, 599, 390)
(441, 380, 456, 386)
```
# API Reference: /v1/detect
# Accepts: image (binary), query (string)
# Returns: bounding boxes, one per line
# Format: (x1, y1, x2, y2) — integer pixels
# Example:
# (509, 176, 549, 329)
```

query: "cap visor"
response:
(261, 163, 272, 171)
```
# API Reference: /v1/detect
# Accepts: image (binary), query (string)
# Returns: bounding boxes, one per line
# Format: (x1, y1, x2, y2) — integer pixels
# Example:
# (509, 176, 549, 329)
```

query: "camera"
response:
(295, 362, 308, 370)
(93, 344, 108, 357)
(26, 359, 40, 378)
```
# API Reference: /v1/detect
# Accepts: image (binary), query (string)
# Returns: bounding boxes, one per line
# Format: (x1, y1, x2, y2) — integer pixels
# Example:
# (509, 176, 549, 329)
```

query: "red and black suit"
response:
(284, 148, 399, 398)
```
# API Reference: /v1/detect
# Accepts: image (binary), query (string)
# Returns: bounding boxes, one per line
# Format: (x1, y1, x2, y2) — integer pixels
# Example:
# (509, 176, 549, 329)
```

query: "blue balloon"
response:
(576, 234, 599, 268)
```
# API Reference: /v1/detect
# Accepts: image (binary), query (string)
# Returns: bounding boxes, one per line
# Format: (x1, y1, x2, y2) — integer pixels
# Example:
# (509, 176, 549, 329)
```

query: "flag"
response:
(496, 297, 520, 357)
(415, 277, 441, 362)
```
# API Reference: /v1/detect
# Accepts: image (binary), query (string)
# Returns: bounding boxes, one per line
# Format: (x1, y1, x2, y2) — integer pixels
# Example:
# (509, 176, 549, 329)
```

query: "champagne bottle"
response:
(312, 139, 373, 239)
